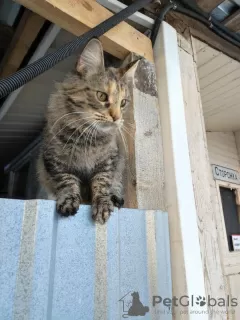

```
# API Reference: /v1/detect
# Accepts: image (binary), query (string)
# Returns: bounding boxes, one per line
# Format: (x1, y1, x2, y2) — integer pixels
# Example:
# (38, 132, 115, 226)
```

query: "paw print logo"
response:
(196, 296, 206, 307)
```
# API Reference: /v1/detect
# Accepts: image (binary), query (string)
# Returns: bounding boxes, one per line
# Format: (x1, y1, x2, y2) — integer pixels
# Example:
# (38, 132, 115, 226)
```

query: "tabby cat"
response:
(38, 38, 139, 224)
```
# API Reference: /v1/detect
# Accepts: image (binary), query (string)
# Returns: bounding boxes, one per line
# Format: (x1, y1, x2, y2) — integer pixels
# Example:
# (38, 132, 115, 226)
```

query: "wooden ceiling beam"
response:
(0, 10, 45, 78)
(196, 0, 224, 13)
(15, 0, 153, 61)
(224, 9, 240, 32)
(166, 12, 240, 63)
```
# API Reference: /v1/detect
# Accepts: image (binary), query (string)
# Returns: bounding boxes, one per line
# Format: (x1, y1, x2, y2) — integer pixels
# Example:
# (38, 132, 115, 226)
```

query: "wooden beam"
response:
(224, 9, 240, 32)
(154, 22, 208, 317)
(15, 0, 153, 61)
(196, 0, 224, 13)
(180, 32, 227, 314)
(0, 10, 45, 78)
(166, 12, 240, 63)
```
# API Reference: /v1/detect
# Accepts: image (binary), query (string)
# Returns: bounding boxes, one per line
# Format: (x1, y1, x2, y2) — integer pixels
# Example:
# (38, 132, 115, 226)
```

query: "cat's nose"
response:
(112, 114, 120, 121)
(109, 109, 121, 122)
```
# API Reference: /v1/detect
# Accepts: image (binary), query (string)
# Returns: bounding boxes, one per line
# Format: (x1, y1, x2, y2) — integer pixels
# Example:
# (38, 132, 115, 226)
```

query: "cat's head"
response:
(61, 38, 140, 133)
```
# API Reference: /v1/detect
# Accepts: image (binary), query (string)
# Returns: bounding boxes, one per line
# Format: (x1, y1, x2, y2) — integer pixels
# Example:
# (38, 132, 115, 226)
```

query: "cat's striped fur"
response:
(38, 39, 139, 223)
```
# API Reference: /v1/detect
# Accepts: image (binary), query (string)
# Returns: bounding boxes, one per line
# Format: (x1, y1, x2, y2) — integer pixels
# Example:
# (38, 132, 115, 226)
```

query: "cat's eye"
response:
(121, 99, 127, 108)
(97, 91, 108, 102)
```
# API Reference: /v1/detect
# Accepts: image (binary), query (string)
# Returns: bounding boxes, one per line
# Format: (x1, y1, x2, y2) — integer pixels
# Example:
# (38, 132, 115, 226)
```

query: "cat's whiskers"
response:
(62, 119, 93, 152)
(118, 127, 129, 159)
(125, 122, 136, 129)
(121, 126, 135, 140)
(90, 121, 99, 148)
(51, 111, 90, 132)
(84, 121, 98, 159)
(68, 120, 96, 167)
(50, 116, 94, 143)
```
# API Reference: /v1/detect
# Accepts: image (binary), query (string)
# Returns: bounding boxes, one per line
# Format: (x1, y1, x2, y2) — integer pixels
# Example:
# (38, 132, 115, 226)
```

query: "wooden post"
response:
(154, 22, 208, 318)
(171, 22, 227, 318)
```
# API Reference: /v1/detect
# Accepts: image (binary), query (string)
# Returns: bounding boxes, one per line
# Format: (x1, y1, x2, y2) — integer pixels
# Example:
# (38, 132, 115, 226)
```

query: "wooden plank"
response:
(165, 12, 240, 64)
(15, 0, 153, 61)
(201, 67, 240, 100)
(224, 9, 240, 32)
(228, 275, 240, 319)
(196, 0, 224, 12)
(200, 59, 238, 89)
(180, 34, 227, 318)
(193, 37, 208, 53)
(204, 91, 240, 116)
(196, 44, 220, 68)
(123, 93, 138, 209)
(198, 52, 231, 79)
(0, 10, 45, 78)
(133, 58, 165, 211)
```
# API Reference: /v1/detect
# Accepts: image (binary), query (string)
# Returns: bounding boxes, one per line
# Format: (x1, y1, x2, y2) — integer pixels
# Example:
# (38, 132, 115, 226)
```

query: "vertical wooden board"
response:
(122, 96, 138, 209)
(133, 59, 165, 211)
(235, 131, 240, 166)
(227, 275, 240, 319)
(0, 11, 45, 78)
(179, 46, 227, 318)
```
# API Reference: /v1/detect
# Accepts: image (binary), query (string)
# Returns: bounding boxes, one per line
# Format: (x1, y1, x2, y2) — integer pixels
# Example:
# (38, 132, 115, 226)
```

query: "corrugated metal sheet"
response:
(0, 200, 172, 320)
(0, 30, 78, 168)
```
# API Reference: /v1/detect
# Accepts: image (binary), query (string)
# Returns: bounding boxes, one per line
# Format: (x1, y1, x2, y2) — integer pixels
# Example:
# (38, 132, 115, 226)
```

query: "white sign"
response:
(212, 165, 240, 185)
(232, 235, 240, 251)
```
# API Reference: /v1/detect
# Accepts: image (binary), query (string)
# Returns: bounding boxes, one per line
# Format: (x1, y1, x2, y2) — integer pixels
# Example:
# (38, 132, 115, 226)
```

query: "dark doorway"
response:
(220, 187, 240, 251)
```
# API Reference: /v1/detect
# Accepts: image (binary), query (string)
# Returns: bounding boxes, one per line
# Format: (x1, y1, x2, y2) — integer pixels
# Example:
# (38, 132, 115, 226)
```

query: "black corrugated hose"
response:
(150, 2, 175, 45)
(178, 0, 240, 43)
(0, 0, 153, 99)
(1, 0, 240, 100)
(151, 0, 240, 47)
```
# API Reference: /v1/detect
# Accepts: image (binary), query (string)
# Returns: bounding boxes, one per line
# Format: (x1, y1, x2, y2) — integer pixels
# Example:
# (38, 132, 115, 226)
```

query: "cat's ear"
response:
(119, 52, 141, 80)
(76, 38, 105, 75)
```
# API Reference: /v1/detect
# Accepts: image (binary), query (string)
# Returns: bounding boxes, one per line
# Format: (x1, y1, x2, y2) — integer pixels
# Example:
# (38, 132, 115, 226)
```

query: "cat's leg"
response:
(110, 156, 125, 208)
(91, 170, 115, 224)
(54, 173, 82, 216)
(42, 151, 81, 216)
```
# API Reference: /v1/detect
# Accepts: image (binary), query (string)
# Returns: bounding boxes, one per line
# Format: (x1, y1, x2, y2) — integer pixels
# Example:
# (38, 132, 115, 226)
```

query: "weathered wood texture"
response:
(166, 12, 240, 64)
(133, 59, 165, 211)
(196, 0, 224, 12)
(179, 33, 227, 318)
(0, 10, 45, 78)
(224, 9, 240, 31)
(15, 0, 153, 61)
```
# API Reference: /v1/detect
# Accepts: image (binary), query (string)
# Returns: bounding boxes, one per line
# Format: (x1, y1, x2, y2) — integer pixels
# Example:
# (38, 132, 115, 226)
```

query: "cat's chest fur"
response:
(62, 136, 118, 181)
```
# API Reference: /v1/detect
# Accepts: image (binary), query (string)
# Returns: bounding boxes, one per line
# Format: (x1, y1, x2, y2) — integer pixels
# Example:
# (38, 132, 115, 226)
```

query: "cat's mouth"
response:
(94, 113, 123, 127)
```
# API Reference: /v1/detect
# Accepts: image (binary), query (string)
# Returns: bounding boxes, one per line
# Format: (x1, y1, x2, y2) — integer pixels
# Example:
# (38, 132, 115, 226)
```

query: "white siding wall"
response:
(207, 132, 240, 174)
(207, 132, 240, 320)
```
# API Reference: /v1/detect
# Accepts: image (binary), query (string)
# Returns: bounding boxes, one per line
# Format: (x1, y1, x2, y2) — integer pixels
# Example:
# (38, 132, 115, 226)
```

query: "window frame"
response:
(215, 180, 240, 275)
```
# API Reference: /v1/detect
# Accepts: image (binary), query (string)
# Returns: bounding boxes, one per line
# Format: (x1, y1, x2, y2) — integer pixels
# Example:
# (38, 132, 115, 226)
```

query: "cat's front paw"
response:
(56, 194, 81, 217)
(111, 195, 124, 208)
(92, 197, 114, 224)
